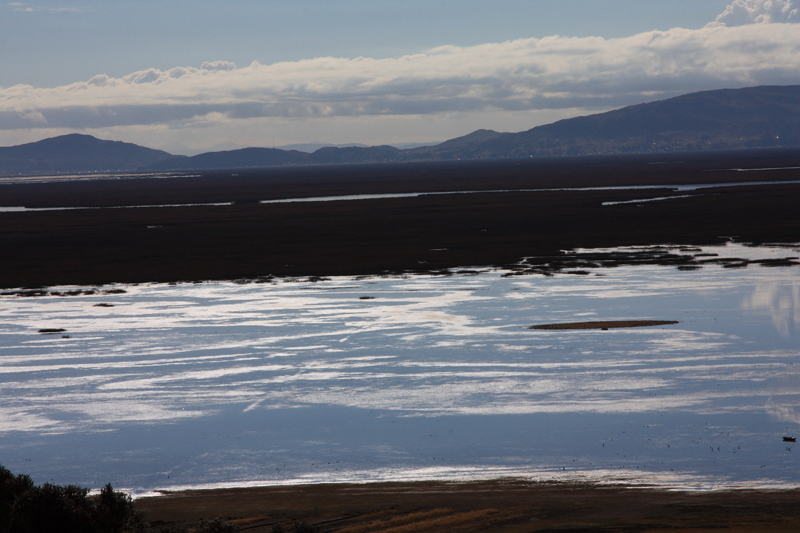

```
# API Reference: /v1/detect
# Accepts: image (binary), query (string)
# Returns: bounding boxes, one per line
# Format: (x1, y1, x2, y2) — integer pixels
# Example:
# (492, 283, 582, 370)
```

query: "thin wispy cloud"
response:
(6, 2, 85, 13)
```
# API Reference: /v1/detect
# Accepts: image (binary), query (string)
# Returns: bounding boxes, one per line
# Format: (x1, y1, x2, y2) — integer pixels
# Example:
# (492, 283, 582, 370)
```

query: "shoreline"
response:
(130, 474, 800, 501)
(3, 239, 798, 295)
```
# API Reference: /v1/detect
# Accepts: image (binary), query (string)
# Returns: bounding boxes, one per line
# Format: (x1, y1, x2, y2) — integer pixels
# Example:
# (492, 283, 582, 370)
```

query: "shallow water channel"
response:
(1, 243, 799, 495)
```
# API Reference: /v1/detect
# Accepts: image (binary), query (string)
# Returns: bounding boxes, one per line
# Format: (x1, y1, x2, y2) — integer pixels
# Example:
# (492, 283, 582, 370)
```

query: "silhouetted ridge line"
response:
(3, 84, 800, 175)
(0, 134, 173, 175)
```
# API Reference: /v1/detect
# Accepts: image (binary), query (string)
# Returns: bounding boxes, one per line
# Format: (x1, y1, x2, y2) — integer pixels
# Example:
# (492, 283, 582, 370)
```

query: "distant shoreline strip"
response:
(529, 320, 680, 330)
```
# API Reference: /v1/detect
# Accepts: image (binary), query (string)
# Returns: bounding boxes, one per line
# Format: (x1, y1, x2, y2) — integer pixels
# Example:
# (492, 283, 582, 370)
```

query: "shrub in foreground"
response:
(0, 465, 142, 533)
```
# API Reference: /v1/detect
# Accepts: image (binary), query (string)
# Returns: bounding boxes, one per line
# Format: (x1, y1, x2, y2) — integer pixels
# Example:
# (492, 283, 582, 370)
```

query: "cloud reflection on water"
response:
(743, 282, 800, 336)
(0, 243, 798, 491)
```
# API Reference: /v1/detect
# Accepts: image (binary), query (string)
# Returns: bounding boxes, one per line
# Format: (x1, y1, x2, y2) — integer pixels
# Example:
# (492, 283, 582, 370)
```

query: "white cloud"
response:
(709, 0, 799, 27)
(200, 61, 237, 72)
(1, 21, 800, 147)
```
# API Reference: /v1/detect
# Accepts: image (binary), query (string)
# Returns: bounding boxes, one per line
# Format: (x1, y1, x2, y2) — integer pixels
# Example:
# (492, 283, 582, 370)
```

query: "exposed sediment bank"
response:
(2, 153, 800, 289)
(529, 320, 680, 330)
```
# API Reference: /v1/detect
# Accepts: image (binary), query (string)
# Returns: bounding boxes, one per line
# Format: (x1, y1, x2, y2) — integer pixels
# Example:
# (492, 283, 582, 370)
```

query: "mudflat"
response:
(135, 480, 800, 532)
(2, 150, 800, 289)
(529, 320, 680, 330)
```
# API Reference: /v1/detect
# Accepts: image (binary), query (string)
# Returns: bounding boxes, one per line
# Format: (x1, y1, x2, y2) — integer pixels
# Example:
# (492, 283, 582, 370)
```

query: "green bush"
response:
(0, 465, 142, 533)
(0, 466, 34, 531)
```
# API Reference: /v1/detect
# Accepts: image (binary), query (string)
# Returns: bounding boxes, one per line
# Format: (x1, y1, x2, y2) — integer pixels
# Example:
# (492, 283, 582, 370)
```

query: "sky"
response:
(1, 0, 799, 154)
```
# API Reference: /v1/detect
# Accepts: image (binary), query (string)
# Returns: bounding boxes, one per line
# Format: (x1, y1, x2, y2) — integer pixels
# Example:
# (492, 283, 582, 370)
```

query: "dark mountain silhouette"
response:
(308, 145, 401, 165)
(407, 129, 506, 159)
(154, 147, 306, 170)
(0, 134, 172, 175)
(3, 84, 800, 176)
(469, 84, 800, 157)
(150, 144, 403, 170)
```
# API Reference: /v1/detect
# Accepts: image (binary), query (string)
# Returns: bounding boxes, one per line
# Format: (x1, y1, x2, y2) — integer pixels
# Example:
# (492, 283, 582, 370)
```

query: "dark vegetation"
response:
(1, 148, 799, 289)
(0, 465, 141, 533)
(500, 245, 800, 277)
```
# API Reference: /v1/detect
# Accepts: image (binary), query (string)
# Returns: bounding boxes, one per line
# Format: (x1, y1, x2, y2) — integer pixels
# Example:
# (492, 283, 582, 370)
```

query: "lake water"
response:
(1, 242, 798, 496)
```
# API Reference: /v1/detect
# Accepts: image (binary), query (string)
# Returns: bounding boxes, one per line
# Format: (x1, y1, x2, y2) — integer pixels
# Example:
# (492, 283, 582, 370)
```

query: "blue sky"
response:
(1, 1, 799, 153)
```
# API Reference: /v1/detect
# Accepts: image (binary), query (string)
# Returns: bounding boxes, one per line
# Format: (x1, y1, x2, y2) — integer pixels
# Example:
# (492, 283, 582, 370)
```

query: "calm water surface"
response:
(1, 243, 798, 495)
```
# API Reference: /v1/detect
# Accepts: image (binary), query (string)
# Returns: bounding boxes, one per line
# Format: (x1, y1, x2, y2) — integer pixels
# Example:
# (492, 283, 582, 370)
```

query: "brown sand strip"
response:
(529, 320, 680, 330)
(335, 508, 453, 533)
(134, 480, 800, 532)
(376, 509, 500, 533)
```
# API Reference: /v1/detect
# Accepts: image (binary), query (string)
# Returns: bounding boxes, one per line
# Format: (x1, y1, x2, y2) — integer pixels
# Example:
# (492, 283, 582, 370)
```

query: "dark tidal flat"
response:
(2, 150, 800, 289)
(529, 319, 680, 330)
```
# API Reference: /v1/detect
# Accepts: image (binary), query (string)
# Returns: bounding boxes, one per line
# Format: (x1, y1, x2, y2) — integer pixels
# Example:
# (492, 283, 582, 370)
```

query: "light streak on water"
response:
(0, 243, 798, 495)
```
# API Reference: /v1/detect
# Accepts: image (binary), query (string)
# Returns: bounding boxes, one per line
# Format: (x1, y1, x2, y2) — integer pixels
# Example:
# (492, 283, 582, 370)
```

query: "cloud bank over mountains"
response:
(2, 0, 799, 149)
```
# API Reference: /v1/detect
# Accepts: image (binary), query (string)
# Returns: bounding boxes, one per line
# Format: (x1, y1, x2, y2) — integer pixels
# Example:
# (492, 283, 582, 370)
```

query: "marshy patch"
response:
(2, 287, 125, 298)
(756, 258, 800, 267)
(1, 289, 48, 297)
(501, 246, 800, 277)
(102, 288, 127, 294)
(529, 320, 679, 330)
(51, 289, 97, 296)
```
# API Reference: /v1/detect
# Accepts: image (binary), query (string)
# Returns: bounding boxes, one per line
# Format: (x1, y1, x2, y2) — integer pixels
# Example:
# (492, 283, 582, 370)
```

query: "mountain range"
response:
(2, 84, 800, 176)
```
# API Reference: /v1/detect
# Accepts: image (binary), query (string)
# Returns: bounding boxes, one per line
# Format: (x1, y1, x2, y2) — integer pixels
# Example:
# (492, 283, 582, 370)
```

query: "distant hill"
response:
(407, 129, 506, 159)
(307, 145, 401, 165)
(153, 147, 306, 170)
(277, 142, 370, 153)
(469, 85, 800, 158)
(3, 84, 800, 175)
(149, 144, 403, 170)
(0, 134, 172, 176)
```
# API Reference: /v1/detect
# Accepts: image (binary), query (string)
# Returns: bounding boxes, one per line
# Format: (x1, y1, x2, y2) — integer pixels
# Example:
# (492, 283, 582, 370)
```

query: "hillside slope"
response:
(471, 85, 800, 157)
(0, 134, 173, 175)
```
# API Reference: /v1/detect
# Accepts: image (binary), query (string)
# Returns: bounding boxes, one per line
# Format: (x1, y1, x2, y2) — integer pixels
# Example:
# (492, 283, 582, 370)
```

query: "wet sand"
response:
(135, 480, 800, 532)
